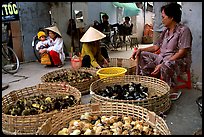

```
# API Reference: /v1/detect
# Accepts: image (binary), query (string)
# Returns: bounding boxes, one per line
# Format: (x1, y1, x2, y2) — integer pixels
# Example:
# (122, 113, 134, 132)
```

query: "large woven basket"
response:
(108, 58, 137, 75)
(41, 67, 99, 95)
(2, 83, 81, 135)
(90, 75, 171, 115)
(36, 102, 171, 135)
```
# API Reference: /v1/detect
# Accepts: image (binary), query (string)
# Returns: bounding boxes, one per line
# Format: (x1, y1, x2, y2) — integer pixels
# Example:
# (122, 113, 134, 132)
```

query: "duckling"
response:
(142, 124, 150, 133)
(123, 116, 132, 123)
(58, 128, 68, 135)
(111, 127, 122, 135)
(101, 129, 111, 135)
(123, 122, 132, 130)
(69, 120, 80, 127)
(94, 119, 102, 127)
(70, 129, 81, 135)
(80, 112, 92, 121)
(122, 130, 129, 135)
(83, 128, 92, 135)
(94, 126, 103, 135)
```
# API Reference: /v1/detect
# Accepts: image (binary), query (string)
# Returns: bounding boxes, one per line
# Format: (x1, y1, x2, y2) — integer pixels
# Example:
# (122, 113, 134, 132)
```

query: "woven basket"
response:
(41, 67, 99, 95)
(2, 83, 81, 135)
(108, 58, 137, 75)
(90, 75, 171, 115)
(36, 102, 171, 135)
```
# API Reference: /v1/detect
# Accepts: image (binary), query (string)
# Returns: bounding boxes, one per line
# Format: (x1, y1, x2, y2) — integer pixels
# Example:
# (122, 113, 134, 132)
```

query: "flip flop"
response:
(169, 91, 182, 101)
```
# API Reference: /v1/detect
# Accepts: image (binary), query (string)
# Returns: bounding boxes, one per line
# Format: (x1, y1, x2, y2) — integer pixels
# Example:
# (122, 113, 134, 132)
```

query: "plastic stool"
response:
(175, 69, 192, 90)
(129, 35, 139, 49)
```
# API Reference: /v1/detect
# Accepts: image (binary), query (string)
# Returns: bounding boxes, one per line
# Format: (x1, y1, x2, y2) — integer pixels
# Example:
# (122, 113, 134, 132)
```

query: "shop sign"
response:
(2, 2, 19, 22)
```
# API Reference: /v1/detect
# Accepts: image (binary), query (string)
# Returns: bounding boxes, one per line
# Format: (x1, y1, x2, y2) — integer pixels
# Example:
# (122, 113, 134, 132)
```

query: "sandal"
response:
(169, 91, 182, 101)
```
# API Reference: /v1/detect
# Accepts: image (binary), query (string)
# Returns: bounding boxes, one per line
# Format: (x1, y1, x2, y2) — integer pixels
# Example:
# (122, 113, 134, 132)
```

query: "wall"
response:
(18, 2, 50, 62)
(181, 2, 202, 83)
(87, 2, 118, 26)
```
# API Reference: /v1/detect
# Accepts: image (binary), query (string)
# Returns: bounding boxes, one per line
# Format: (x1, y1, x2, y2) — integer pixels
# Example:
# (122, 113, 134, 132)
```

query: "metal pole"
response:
(143, 2, 146, 36)
(70, 2, 74, 55)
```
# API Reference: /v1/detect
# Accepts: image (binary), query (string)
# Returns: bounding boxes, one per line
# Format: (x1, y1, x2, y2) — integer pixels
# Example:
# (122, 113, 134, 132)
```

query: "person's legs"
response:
(82, 55, 91, 68)
(49, 50, 62, 66)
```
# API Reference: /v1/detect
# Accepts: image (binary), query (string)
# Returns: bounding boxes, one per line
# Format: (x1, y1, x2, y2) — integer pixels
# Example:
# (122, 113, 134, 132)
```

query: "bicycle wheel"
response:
(2, 45, 20, 74)
(110, 35, 123, 50)
(32, 35, 41, 62)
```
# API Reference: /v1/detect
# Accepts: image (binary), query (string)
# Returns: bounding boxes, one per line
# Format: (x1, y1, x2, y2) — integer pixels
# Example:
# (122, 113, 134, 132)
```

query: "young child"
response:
(36, 31, 49, 50)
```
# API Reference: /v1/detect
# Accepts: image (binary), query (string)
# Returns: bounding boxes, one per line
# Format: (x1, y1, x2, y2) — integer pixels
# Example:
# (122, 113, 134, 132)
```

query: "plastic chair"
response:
(175, 69, 192, 90)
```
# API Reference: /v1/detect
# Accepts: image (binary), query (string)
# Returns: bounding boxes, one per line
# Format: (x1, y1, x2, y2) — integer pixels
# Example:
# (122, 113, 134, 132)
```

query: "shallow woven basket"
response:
(36, 102, 171, 135)
(90, 75, 171, 115)
(2, 83, 81, 135)
(41, 67, 99, 95)
(109, 58, 137, 75)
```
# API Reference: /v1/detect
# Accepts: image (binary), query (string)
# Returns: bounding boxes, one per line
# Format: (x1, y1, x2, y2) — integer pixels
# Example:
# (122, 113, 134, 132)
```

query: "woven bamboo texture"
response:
(36, 102, 171, 135)
(2, 83, 81, 135)
(108, 58, 137, 75)
(90, 75, 171, 115)
(41, 67, 99, 95)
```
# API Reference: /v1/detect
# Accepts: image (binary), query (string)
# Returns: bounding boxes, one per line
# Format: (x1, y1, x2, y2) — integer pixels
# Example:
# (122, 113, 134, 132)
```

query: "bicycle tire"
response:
(110, 35, 122, 49)
(32, 35, 41, 62)
(2, 45, 20, 74)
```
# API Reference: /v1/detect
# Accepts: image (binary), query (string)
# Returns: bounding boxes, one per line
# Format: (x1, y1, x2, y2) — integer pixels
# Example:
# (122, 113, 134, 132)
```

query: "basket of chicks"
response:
(36, 102, 171, 135)
(108, 58, 137, 75)
(2, 83, 81, 135)
(41, 67, 99, 95)
(90, 75, 171, 115)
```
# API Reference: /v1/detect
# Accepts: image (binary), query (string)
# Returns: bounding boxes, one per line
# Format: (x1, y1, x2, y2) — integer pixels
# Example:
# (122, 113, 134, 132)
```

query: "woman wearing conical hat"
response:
(80, 27, 109, 68)
(39, 25, 65, 68)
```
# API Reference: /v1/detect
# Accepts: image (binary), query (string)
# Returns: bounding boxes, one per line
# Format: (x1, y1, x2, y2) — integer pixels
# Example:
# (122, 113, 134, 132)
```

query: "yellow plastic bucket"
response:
(96, 67, 127, 79)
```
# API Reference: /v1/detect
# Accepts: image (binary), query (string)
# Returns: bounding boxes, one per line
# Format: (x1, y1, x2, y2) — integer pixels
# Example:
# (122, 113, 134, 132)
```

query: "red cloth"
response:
(49, 50, 61, 65)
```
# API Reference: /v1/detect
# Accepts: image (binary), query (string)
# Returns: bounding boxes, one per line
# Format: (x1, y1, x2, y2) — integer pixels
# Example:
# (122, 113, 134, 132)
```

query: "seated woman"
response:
(131, 3, 192, 97)
(39, 26, 65, 68)
(80, 27, 109, 69)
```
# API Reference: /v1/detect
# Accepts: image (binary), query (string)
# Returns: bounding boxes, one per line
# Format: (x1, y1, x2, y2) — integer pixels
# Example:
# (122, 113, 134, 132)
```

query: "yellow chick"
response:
(58, 128, 68, 135)
(122, 130, 129, 135)
(83, 128, 92, 135)
(70, 129, 81, 135)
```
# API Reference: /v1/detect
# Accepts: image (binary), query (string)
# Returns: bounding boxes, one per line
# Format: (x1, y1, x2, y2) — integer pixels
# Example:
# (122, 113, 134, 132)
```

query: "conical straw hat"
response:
(45, 26, 62, 37)
(80, 27, 106, 42)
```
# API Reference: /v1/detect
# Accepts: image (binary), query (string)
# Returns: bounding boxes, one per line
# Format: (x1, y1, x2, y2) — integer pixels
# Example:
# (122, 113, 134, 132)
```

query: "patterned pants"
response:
(137, 51, 189, 88)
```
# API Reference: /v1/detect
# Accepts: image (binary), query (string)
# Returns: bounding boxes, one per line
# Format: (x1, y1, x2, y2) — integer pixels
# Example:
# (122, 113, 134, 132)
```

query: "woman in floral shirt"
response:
(131, 3, 192, 94)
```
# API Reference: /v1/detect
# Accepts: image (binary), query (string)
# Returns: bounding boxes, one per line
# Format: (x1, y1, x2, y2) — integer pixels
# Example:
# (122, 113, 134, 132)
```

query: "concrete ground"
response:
(2, 44, 202, 135)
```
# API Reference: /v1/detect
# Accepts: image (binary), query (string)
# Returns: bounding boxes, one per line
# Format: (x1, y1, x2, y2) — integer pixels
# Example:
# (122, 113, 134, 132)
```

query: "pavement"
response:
(2, 44, 202, 135)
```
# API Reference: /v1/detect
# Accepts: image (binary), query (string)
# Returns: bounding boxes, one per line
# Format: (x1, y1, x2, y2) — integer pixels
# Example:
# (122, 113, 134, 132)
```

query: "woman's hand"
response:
(130, 48, 141, 60)
(151, 64, 162, 76)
